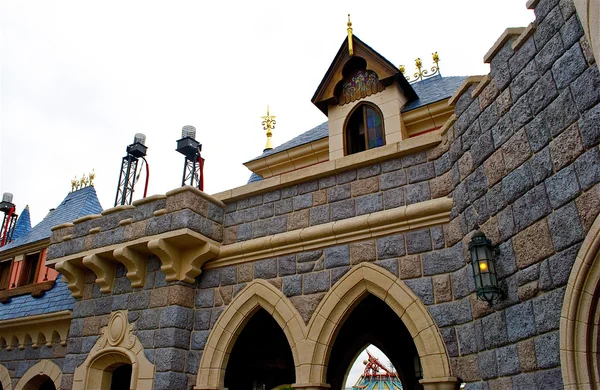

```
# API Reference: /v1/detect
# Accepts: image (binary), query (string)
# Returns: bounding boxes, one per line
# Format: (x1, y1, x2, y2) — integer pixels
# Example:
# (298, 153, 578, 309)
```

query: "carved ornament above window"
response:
(339, 69, 384, 105)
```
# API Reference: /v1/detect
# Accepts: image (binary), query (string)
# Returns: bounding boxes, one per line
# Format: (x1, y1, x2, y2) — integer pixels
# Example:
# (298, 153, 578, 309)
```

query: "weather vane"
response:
(261, 105, 276, 151)
(71, 170, 95, 192)
(399, 52, 440, 82)
(347, 14, 354, 56)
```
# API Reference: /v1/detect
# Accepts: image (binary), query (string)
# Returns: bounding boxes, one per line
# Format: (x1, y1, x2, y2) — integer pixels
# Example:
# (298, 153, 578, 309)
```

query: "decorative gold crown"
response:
(71, 170, 95, 192)
(399, 52, 440, 83)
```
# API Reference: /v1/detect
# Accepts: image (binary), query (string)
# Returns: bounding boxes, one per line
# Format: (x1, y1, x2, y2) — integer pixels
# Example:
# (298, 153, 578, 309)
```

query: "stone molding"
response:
(196, 263, 458, 390)
(0, 280, 55, 303)
(483, 27, 527, 63)
(54, 228, 220, 298)
(447, 76, 487, 107)
(560, 212, 600, 388)
(14, 360, 62, 390)
(0, 310, 71, 350)
(206, 197, 453, 269)
(0, 364, 11, 390)
(73, 311, 155, 390)
(213, 130, 443, 203)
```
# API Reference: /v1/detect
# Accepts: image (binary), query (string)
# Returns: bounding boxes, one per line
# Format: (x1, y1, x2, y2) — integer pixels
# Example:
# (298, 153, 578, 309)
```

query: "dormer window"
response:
(345, 103, 385, 155)
(0, 260, 11, 290)
(19, 252, 40, 286)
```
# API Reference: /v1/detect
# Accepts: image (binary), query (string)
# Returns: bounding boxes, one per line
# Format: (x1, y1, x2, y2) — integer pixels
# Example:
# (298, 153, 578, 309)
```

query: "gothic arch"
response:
(196, 279, 307, 389)
(14, 360, 61, 390)
(0, 364, 11, 390)
(560, 212, 600, 388)
(72, 311, 155, 390)
(306, 262, 457, 388)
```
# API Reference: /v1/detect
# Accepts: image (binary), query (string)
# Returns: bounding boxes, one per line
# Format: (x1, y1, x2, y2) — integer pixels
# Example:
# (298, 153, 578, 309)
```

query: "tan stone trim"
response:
(402, 100, 455, 137)
(132, 194, 167, 206)
(0, 240, 48, 262)
(213, 132, 443, 203)
(72, 214, 101, 225)
(14, 360, 62, 390)
(245, 138, 329, 180)
(73, 311, 155, 390)
(439, 115, 457, 136)
(0, 310, 71, 351)
(483, 27, 526, 63)
(52, 229, 221, 297)
(447, 76, 487, 107)
(206, 197, 453, 269)
(471, 75, 491, 99)
(100, 204, 135, 216)
(166, 185, 226, 208)
(50, 222, 74, 232)
(526, 0, 540, 9)
(0, 364, 11, 390)
(560, 212, 600, 388)
(196, 280, 307, 389)
(512, 22, 537, 51)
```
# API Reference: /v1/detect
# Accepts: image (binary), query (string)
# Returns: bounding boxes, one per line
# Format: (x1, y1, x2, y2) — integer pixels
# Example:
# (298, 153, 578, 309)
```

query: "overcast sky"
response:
(0, 1, 533, 225)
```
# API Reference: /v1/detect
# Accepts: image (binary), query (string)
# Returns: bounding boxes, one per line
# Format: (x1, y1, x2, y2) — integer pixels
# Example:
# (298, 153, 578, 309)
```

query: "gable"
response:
(311, 35, 417, 114)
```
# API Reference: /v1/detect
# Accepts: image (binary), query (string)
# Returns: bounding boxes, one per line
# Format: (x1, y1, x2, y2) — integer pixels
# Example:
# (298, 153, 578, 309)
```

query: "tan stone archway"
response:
(73, 311, 155, 390)
(0, 364, 11, 390)
(195, 279, 308, 390)
(560, 213, 600, 388)
(306, 262, 457, 390)
(14, 360, 61, 390)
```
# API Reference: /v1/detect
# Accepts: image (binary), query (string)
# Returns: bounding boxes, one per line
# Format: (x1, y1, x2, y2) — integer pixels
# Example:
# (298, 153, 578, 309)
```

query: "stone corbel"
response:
(113, 246, 147, 288)
(82, 253, 116, 293)
(147, 238, 220, 284)
(55, 260, 86, 299)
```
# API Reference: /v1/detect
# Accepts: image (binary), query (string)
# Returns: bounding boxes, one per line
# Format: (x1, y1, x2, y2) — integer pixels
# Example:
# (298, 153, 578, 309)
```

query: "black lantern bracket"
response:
(469, 229, 506, 307)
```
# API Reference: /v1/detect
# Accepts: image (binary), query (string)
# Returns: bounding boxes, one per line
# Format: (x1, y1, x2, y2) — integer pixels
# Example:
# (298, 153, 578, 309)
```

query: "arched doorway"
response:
(22, 375, 55, 390)
(327, 295, 421, 390)
(109, 363, 133, 390)
(224, 308, 295, 389)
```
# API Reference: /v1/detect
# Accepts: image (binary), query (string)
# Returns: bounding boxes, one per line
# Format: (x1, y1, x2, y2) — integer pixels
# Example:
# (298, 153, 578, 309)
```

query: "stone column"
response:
(419, 377, 460, 390)
(574, 0, 600, 63)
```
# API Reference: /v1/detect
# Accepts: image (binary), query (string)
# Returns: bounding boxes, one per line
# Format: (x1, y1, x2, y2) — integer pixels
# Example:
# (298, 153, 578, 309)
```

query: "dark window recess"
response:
(110, 364, 132, 390)
(0, 261, 11, 290)
(345, 104, 385, 155)
(19, 253, 40, 287)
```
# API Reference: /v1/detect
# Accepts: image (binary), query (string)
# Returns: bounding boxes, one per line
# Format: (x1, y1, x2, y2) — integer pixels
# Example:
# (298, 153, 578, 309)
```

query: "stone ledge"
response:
(526, 0, 540, 9)
(213, 132, 443, 203)
(512, 22, 537, 51)
(483, 27, 526, 63)
(0, 310, 71, 349)
(471, 75, 492, 99)
(206, 197, 453, 269)
(448, 76, 487, 107)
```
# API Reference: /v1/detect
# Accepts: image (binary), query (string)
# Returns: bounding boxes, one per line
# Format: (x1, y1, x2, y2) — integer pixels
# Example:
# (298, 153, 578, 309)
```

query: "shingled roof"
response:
(11, 206, 31, 241)
(0, 186, 103, 253)
(247, 75, 466, 183)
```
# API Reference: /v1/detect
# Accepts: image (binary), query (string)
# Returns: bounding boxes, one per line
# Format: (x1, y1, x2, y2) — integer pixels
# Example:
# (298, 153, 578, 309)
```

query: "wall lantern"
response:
(469, 230, 505, 306)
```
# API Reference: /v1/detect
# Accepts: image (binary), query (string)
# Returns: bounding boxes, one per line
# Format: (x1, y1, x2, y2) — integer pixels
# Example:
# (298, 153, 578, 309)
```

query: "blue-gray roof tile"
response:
(11, 206, 31, 241)
(402, 75, 467, 112)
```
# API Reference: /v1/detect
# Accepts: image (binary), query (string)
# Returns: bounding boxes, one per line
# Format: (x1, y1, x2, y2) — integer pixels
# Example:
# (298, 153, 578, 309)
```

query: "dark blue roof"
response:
(11, 206, 31, 241)
(0, 275, 75, 320)
(0, 186, 103, 253)
(402, 75, 467, 112)
(248, 172, 263, 184)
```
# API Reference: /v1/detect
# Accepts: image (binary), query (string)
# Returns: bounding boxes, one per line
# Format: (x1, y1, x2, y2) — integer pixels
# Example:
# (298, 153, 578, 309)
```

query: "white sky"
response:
(345, 345, 389, 389)
(0, 1, 533, 225)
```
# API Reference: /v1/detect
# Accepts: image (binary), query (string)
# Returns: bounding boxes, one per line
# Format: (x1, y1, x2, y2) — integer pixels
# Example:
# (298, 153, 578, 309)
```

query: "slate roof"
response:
(402, 74, 467, 112)
(0, 275, 74, 321)
(0, 186, 103, 253)
(246, 75, 465, 184)
(11, 206, 31, 241)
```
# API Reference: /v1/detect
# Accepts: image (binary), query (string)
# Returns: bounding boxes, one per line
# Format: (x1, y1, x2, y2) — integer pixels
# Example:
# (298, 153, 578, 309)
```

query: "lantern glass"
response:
(469, 231, 503, 305)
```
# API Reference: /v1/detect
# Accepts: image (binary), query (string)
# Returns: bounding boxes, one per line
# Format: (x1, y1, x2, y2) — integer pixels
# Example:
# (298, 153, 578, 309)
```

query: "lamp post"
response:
(114, 133, 147, 206)
(176, 125, 204, 191)
(469, 230, 504, 306)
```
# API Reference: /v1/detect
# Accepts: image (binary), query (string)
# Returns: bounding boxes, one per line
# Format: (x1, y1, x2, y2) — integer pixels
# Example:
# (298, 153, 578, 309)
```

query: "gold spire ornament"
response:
(399, 52, 441, 83)
(347, 14, 354, 56)
(71, 170, 96, 192)
(261, 105, 276, 151)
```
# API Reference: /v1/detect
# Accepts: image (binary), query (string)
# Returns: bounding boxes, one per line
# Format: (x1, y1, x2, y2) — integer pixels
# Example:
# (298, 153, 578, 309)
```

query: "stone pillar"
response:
(573, 0, 600, 62)
(419, 377, 460, 390)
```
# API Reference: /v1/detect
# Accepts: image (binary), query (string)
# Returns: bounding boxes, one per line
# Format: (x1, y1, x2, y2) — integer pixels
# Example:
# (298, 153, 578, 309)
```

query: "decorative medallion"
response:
(96, 311, 136, 351)
(339, 69, 384, 105)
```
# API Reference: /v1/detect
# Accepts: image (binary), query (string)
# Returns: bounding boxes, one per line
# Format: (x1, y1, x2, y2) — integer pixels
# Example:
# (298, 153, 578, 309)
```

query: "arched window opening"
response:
(109, 363, 132, 390)
(327, 295, 421, 390)
(345, 104, 385, 155)
(224, 308, 295, 390)
(22, 374, 56, 390)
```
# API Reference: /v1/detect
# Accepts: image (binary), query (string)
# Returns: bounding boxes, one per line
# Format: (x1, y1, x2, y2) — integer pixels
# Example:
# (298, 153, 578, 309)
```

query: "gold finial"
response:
(261, 105, 276, 151)
(403, 52, 441, 82)
(347, 14, 354, 56)
(70, 170, 96, 192)
(399, 65, 405, 74)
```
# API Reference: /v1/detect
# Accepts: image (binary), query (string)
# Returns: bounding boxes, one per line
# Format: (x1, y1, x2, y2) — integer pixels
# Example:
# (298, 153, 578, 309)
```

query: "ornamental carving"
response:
(339, 69, 384, 105)
(96, 311, 136, 351)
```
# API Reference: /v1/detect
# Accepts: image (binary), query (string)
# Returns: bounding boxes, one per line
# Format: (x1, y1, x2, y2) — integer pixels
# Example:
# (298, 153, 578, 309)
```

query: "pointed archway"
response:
(14, 360, 61, 390)
(195, 279, 307, 390)
(0, 364, 10, 390)
(307, 262, 458, 390)
(561, 212, 600, 387)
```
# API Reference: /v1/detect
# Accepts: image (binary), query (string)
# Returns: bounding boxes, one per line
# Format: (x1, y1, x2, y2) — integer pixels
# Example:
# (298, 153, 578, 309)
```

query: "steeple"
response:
(261, 105, 276, 152)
